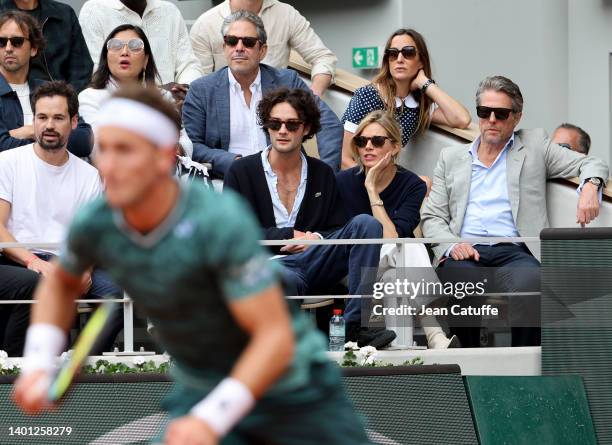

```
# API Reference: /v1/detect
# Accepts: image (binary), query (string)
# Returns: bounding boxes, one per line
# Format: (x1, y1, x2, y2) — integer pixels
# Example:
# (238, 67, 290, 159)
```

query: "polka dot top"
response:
(342, 84, 423, 147)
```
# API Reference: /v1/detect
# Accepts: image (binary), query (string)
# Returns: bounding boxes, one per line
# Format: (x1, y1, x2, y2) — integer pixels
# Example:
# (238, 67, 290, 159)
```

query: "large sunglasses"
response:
(0, 36, 29, 48)
(353, 135, 394, 148)
(476, 106, 513, 121)
(263, 119, 304, 132)
(385, 46, 417, 61)
(223, 35, 260, 48)
(107, 38, 145, 54)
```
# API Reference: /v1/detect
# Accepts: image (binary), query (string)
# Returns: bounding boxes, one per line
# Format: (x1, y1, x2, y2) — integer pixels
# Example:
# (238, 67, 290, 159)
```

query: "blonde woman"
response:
(341, 28, 471, 169)
(337, 110, 459, 348)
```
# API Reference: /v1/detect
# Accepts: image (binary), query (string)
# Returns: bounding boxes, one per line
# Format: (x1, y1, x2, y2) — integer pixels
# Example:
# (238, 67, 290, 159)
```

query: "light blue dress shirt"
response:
(261, 146, 308, 229)
(460, 135, 519, 243)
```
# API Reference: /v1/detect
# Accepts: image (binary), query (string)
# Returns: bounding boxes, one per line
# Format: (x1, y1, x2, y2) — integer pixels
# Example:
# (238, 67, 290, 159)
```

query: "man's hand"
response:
(161, 83, 189, 103)
(9, 125, 34, 140)
(27, 258, 56, 277)
(280, 231, 319, 254)
(12, 370, 53, 415)
(577, 182, 600, 227)
(450, 243, 480, 261)
(164, 415, 218, 445)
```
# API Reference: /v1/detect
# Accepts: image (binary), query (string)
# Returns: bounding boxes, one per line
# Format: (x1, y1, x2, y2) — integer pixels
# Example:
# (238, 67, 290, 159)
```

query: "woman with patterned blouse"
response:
(341, 28, 471, 169)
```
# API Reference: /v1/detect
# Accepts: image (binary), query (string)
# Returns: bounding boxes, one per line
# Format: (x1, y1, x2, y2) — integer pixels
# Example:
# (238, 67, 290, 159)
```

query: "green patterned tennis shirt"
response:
(60, 182, 328, 393)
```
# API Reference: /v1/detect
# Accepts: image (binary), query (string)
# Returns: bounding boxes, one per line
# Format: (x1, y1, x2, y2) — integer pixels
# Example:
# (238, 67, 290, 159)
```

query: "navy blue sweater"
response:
(336, 166, 426, 238)
(224, 152, 346, 246)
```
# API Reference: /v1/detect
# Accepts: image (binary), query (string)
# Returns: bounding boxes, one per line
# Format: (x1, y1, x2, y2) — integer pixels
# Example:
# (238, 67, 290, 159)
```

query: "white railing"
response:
(1, 235, 541, 352)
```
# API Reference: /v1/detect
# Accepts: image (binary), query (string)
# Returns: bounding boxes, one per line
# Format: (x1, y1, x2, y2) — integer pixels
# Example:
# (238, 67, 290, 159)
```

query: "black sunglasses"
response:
(223, 35, 260, 48)
(353, 135, 394, 148)
(0, 36, 29, 48)
(263, 119, 304, 132)
(385, 46, 417, 61)
(476, 106, 513, 121)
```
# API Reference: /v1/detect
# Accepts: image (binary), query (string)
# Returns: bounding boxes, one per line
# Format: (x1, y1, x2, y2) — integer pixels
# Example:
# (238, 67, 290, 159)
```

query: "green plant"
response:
(340, 343, 423, 368)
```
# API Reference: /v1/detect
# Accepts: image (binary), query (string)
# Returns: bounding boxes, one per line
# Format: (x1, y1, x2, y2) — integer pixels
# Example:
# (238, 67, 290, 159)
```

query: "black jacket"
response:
(224, 152, 347, 250)
(0, 74, 93, 156)
(0, 0, 93, 92)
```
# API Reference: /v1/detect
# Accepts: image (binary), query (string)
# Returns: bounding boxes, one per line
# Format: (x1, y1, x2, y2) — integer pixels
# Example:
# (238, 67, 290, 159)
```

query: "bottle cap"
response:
(333, 309, 343, 315)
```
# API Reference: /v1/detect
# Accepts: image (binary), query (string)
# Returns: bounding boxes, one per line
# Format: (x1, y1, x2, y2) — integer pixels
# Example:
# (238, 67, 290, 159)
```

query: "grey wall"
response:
(567, 0, 612, 165)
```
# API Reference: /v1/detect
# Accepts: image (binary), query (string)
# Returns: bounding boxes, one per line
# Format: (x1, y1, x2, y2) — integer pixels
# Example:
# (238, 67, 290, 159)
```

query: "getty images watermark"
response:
(371, 278, 499, 317)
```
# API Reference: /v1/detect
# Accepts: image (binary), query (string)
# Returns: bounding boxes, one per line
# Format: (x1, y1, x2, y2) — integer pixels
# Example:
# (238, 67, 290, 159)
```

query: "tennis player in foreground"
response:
(12, 86, 371, 445)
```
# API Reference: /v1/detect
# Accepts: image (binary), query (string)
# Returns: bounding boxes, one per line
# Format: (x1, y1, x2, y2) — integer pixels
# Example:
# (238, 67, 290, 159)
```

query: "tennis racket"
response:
(47, 301, 116, 402)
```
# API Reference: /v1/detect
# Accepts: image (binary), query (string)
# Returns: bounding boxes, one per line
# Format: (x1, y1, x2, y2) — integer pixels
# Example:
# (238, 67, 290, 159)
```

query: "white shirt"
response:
(0, 145, 102, 254)
(10, 83, 32, 125)
(78, 79, 193, 157)
(228, 69, 268, 157)
(261, 146, 308, 228)
(79, 0, 202, 85)
(190, 0, 337, 79)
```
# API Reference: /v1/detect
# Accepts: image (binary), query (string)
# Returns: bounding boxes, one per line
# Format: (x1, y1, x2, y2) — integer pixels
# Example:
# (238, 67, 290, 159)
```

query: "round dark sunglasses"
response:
(476, 106, 513, 121)
(353, 135, 394, 148)
(223, 35, 261, 48)
(384, 46, 417, 61)
(0, 36, 29, 48)
(263, 119, 304, 132)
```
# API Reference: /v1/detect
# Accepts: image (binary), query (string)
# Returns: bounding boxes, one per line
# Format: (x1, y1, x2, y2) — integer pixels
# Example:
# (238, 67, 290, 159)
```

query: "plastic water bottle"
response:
(329, 309, 345, 351)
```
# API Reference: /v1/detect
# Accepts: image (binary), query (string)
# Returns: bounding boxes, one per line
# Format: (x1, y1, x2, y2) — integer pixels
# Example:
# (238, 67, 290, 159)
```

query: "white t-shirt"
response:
(0, 144, 102, 254)
(9, 83, 32, 125)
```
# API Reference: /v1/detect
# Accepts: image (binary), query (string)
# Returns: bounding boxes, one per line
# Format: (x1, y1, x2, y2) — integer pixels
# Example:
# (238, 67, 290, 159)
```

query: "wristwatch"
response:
(587, 177, 603, 190)
(370, 199, 384, 207)
(421, 79, 436, 94)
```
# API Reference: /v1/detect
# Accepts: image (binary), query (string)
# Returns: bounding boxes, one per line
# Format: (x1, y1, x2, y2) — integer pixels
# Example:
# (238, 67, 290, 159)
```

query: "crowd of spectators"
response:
(0, 0, 608, 354)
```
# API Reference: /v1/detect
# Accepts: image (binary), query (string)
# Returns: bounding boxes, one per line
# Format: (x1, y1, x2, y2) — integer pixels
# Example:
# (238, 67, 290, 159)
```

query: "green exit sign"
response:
(352, 47, 379, 69)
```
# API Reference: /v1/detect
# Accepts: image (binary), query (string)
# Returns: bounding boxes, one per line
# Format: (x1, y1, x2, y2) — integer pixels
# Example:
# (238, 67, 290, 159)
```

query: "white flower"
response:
(364, 354, 378, 365)
(358, 346, 377, 356)
(0, 357, 8, 369)
(0, 350, 8, 359)
(344, 342, 359, 351)
(356, 346, 378, 366)
(98, 365, 106, 373)
(162, 352, 171, 362)
(60, 350, 74, 361)
(133, 356, 145, 366)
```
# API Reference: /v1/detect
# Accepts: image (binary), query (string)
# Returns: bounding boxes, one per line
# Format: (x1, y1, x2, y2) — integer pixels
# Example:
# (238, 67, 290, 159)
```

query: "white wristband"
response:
(189, 377, 256, 436)
(22, 323, 66, 374)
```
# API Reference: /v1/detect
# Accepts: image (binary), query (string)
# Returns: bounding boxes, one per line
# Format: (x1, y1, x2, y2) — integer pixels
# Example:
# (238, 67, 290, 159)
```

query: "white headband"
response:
(96, 97, 178, 148)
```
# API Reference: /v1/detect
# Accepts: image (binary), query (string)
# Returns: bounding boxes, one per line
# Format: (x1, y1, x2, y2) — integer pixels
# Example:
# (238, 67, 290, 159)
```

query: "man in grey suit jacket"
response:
(422, 75, 608, 347)
(183, 10, 342, 178)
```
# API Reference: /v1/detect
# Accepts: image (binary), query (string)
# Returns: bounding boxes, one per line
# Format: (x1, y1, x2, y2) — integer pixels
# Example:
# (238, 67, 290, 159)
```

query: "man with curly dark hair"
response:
(225, 87, 345, 252)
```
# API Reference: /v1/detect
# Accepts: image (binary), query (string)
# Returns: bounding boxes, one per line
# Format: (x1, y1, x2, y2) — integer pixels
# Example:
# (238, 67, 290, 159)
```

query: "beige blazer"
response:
(422, 128, 609, 264)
